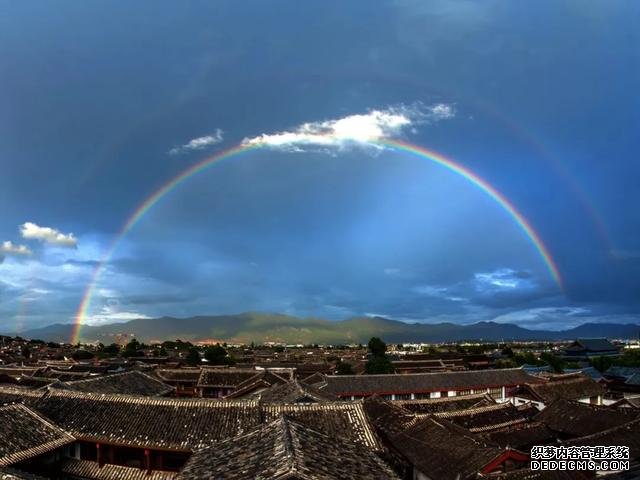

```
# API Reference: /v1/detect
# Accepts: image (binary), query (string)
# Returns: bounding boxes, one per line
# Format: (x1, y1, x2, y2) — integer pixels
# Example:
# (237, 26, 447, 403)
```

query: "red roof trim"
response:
(481, 449, 530, 474)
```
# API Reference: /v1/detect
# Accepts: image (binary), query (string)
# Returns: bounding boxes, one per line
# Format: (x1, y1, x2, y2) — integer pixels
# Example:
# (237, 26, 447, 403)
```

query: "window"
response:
(488, 387, 502, 399)
(457, 389, 472, 396)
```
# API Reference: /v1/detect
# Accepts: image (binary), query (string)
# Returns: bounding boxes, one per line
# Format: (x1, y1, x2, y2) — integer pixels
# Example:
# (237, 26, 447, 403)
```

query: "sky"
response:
(1, 0, 639, 332)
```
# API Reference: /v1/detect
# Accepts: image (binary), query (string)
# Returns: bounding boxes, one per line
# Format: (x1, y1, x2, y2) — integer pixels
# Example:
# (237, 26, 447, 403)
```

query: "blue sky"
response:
(1, 0, 639, 331)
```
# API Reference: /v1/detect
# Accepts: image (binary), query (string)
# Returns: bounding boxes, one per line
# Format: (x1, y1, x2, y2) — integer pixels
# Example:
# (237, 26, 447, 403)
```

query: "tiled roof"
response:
(320, 368, 539, 396)
(0, 468, 49, 480)
(362, 396, 418, 438)
(0, 387, 379, 452)
(32, 390, 261, 451)
(387, 416, 505, 480)
(0, 387, 43, 406)
(52, 371, 174, 396)
(534, 398, 638, 437)
(611, 397, 640, 409)
(518, 374, 604, 403)
(176, 416, 399, 480)
(575, 338, 617, 352)
(196, 368, 261, 388)
(60, 459, 177, 480)
(0, 368, 45, 377)
(0, 404, 74, 467)
(434, 402, 533, 433)
(483, 422, 557, 450)
(564, 416, 640, 458)
(395, 393, 494, 414)
(258, 379, 337, 404)
(262, 402, 381, 450)
(155, 369, 201, 383)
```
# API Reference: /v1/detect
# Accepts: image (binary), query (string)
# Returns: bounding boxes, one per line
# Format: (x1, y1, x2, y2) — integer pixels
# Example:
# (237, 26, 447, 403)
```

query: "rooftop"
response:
(52, 370, 174, 396)
(320, 368, 539, 396)
(177, 416, 398, 480)
(534, 398, 639, 437)
(0, 404, 74, 467)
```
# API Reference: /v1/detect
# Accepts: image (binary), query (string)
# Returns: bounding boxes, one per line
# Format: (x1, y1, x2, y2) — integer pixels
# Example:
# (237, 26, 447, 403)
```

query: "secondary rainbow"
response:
(72, 139, 563, 344)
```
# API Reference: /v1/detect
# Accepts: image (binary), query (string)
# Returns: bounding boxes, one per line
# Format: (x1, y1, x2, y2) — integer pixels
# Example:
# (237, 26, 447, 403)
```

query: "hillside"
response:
(14, 313, 640, 344)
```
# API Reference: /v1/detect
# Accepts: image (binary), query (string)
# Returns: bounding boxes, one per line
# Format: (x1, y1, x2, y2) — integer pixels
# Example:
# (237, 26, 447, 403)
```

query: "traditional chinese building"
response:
(318, 368, 540, 401)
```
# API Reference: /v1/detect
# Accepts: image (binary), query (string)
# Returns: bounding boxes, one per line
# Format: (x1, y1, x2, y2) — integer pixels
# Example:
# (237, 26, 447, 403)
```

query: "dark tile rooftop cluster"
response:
(258, 379, 337, 404)
(32, 390, 262, 451)
(262, 402, 380, 450)
(177, 416, 399, 480)
(395, 393, 493, 413)
(389, 415, 505, 480)
(0, 404, 74, 467)
(534, 398, 639, 437)
(564, 416, 640, 458)
(520, 374, 605, 403)
(196, 368, 263, 388)
(51, 370, 174, 396)
(224, 370, 290, 398)
(0, 468, 50, 480)
(155, 369, 201, 383)
(60, 459, 176, 480)
(434, 402, 533, 432)
(0, 387, 379, 452)
(483, 422, 557, 450)
(321, 368, 540, 396)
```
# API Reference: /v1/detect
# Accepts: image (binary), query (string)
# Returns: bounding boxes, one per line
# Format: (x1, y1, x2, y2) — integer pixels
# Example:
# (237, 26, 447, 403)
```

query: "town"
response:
(1, 334, 639, 479)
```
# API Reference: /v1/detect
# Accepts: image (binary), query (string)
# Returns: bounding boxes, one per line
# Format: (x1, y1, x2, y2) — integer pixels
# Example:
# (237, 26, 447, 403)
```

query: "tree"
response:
(513, 352, 540, 366)
(365, 337, 394, 374)
(21, 346, 31, 359)
(204, 344, 230, 365)
(590, 355, 614, 373)
(540, 352, 565, 373)
(122, 339, 143, 358)
(368, 337, 387, 357)
(100, 343, 120, 357)
(72, 350, 94, 361)
(365, 355, 394, 374)
(501, 346, 514, 357)
(335, 361, 355, 375)
(186, 347, 201, 366)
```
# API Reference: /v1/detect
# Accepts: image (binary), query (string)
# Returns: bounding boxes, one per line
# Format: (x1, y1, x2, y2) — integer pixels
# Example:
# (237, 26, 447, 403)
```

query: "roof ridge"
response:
(61, 369, 137, 385)
(327, 367, 527, 378)
(44, 387, 259, 407)
(564, 416, 640, 443)
(396, 392, 488, 405)
(279, 415, 298, 475)
(434, 401, 512, 418)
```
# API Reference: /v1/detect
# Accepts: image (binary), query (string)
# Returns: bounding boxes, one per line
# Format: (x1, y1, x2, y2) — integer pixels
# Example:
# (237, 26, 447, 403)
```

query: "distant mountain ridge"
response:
(13, 313, 640, 344)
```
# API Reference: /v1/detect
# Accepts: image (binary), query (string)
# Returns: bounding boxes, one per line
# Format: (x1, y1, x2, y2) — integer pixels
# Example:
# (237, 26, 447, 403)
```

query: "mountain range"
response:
(13, 313, 640, 344)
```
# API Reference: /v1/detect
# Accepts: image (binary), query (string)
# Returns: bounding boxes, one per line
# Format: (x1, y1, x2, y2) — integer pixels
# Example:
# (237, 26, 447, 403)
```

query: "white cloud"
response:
(242, 103, 454, 152)
(474, 268, 534, 291)
(20, 222, 78, 248)
(82, 307, 152, 326)
(0, 241, 32, 256)
(427, 103, 455, 120)
(169, 129, 224, 155)
(413, 284, 466, 302)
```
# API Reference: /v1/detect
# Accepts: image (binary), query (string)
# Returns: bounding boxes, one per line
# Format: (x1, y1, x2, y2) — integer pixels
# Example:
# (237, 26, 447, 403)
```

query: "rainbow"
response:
(71, 139, 562, 344)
